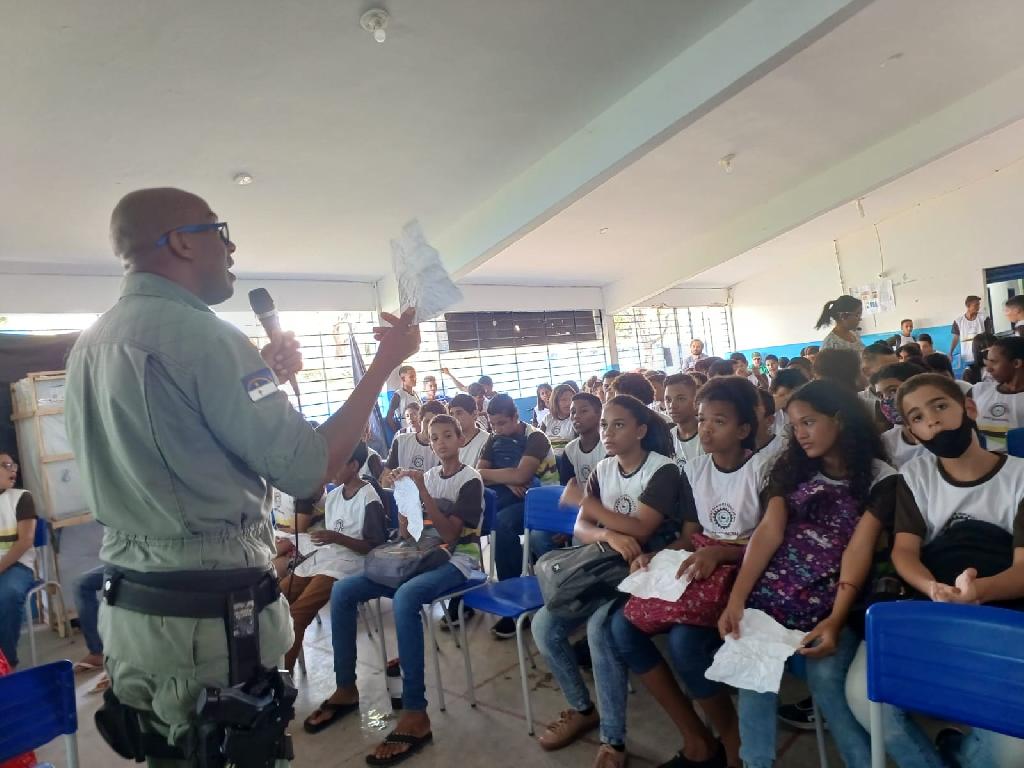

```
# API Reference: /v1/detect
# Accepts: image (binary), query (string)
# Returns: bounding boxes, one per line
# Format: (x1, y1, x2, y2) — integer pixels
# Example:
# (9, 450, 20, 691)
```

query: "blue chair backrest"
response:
(866, 601, 1024, 739)
(33, 517, 48, 548)
(0, 659, 77, 761)
(524, 485, 577, 537)
(1008, 428, 1024, 458)
(481, 488, 498, 537)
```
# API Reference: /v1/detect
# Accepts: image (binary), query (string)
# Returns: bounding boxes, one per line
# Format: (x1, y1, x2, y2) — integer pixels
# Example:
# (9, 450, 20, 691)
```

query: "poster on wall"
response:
(853, 279, 895, 315)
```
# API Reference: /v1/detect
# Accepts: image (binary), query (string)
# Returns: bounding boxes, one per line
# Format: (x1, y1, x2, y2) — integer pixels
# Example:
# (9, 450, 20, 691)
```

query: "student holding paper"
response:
(608, 376, 767, 768)
(718, 381, 897, 768)
(308, 415, 483, 767)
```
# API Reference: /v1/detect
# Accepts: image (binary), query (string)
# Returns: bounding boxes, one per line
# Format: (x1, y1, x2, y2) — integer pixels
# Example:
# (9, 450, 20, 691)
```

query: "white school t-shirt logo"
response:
(710, 502, 736, 530)
(990, 403, 1009, 419)
(614, 495, 637, 516)
(551, 423, 561, 436)
(412, 455, 425, 469)
(578, 465, 594, 484)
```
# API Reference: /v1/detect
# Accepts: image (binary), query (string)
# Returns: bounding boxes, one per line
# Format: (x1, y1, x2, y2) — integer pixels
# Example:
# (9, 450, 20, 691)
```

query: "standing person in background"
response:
(420, 375, 449, 405)
(682, 339, 708, 371)
(898, 319, 916, 347)
(532, 383, 553, 427)
(386, 365, 420, 433)
(950, 294, 994, 365)
(468, 382, 490, 430)
(1004, 295, 1024, 336)
(816, 295, 865, 354)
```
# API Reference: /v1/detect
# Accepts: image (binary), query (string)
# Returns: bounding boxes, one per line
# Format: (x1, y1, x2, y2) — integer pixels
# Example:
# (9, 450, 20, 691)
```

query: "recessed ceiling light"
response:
(360, 9, 390, 43)
(598, 227, 609, 235)
(233, 173, 254, 186)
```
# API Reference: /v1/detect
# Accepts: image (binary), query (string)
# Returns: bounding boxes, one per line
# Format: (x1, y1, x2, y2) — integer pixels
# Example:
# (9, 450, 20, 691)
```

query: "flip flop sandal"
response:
(73, 661, 102, 673)
(302, 699, 360, 734)
(87, 674, 111, 695)
(365, 731, 433, 766)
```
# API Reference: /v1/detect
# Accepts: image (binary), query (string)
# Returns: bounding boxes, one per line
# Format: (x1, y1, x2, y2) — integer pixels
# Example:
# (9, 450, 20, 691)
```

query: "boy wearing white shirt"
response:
(972, 336, 1024, 453)
(949, 295, 994, 364)
(875, 362, 930, 468)
(449, 394, 490, 468)
(664, 373, 704, 471)
(560, 393, 607, 507)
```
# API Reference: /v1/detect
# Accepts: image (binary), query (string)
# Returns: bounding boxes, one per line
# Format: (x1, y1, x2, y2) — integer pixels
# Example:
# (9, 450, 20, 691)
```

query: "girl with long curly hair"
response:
(719, 381, 898, 768)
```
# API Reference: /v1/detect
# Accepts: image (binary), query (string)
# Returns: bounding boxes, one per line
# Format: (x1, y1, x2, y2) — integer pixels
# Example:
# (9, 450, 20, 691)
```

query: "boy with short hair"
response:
(420, 374, 450, 405)
(972, 336, 1024, 452)
(950, 294, 994, 363)
(386, 365, 420, 433)
(874, 362, 930, 468)
(769, 368, 809, 436)
(279, 441, 387, 672)
(917, 333, 935, 356)
(383, 399, 446, 483)
(1005, 295, 1024, 336)
(764, 354, 780, 382)
(401, 402, 422, 434)
(898, 318, 915, 347)
(664, 373, 704, 471)
(560, 393, 607, 507)
(644, 371, 670, 420)
(449, 393, 490, 468)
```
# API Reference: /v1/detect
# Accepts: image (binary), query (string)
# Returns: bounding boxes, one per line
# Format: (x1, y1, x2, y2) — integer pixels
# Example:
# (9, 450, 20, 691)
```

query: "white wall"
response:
(732, 158, 1024, 349)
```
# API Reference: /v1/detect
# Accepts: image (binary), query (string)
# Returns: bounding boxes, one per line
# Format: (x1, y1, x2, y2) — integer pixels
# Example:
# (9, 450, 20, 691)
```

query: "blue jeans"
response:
(610, 609, 724, 700)
(739, 628, 869, 768)
(494, 501, 562, 581)
(75, 566, 105, 655)
(0, 563, 35, 667)
(330, 563, 466, 711)
(532, 600, 627, 745)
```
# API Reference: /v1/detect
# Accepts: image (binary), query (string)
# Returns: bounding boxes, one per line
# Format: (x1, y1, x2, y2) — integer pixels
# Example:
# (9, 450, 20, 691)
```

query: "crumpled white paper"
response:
(392, 476, 425, 541)
(704, 609, 807, 694)
(617, 549, 695, 601)
(391, 220, 463, 323)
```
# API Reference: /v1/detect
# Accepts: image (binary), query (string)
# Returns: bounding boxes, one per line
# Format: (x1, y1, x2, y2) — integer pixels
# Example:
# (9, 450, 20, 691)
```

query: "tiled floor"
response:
(26, 602, 842, 767)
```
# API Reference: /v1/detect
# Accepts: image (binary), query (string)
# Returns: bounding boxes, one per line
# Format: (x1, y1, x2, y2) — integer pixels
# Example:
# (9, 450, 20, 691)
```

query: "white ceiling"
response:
(468, 0, 1024, 287)
(0, 0, 749, 276)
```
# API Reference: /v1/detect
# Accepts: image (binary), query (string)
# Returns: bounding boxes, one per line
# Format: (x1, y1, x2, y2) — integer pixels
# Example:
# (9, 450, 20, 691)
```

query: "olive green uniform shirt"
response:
(65, 272, 329, 746)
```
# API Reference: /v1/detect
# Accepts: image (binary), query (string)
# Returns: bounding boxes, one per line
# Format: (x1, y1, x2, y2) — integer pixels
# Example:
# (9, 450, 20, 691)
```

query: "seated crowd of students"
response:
(247, 314, 1024, 768)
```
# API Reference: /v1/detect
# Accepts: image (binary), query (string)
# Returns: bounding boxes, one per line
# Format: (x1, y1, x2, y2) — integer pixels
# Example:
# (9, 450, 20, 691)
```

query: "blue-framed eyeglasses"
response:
(155, 221, 231, 248)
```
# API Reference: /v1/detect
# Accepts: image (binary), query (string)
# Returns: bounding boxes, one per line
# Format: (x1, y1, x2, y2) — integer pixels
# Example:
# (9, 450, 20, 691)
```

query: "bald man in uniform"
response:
(65, 188, 419, 766)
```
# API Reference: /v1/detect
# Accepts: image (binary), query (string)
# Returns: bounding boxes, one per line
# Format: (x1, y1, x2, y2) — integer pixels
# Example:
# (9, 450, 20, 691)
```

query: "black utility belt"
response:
(102, 566, 280, 620)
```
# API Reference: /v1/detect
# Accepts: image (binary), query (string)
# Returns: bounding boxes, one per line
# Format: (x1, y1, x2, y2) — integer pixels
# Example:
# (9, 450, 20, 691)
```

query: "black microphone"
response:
(248, 288, 302, 403)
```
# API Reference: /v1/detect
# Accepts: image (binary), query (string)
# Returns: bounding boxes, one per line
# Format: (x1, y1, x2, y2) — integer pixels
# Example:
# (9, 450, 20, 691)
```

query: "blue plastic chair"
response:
(0, 659, 79, 767)
(24, 520, 73, 667)
(866, 601, 1024, 768)
(458, 485, 578, 734)
(1007, 427, 1024, 458)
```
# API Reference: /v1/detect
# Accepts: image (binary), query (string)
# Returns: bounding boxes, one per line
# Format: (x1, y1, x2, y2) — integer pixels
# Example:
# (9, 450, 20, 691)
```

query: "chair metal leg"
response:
(297, 646, 307, 675)
(458, 600, 477, 707)
(516, 613, 534, 735)
(812, 698, 829, 768)
(25, 599, 37, 667)
(372, 599, 389, 672)
(870, 701, 885, 768)
(51, 583, 74, 640)
(424, 607, 446, 712)
(65, 732, 80, 768)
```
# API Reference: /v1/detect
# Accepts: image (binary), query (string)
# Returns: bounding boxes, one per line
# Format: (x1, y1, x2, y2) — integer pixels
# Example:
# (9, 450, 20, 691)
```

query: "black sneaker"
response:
(491, 616, 518, 639)
(778, 697, 826, 731)
(440, 607, 475, 632)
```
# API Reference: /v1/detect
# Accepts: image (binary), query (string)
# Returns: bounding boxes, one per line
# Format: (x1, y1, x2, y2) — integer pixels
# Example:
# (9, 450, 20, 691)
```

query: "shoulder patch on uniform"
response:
(242, 368, 278, 402)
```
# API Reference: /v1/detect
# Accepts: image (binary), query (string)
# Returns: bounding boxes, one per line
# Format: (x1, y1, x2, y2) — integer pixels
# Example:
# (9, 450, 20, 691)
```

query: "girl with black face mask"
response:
(852, 373, 1024, 768)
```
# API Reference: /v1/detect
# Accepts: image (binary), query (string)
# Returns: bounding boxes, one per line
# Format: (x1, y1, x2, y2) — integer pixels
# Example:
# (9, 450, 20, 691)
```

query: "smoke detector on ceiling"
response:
(360, 9, 390, 43)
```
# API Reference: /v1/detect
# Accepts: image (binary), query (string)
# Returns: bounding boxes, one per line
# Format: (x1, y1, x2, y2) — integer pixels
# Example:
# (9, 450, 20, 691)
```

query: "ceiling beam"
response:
(418, 0, 871, 295)
(600, 62, 1024, 313)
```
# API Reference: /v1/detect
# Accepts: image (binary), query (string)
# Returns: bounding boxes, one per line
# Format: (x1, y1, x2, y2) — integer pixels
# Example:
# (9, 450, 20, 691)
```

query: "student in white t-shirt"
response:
(949, 295, 994, 364)
(559, 392, 607, 507)
(532, 383, 553, 428)
(541, 383, 577, 456)
(532, 396, 687, 762)
(0, 453, 38, 668)
(664, 373, 704, 471)
(400, 402, 422, 434)
(448, 393, 490, 469)
(279, 441, 387, 672)
(610, 375, 768, 768)
(386, 365, 420, 433)
(875, 362, 930, 468)
(971, 335, 1024, 453)
(897, 318, 916, 348)
(381, 399, 446, 485)
(844, 373, 1024, 768)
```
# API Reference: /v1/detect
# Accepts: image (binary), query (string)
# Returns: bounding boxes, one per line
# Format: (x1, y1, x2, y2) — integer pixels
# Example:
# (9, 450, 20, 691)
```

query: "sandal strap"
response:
(384, 732, 428, 745)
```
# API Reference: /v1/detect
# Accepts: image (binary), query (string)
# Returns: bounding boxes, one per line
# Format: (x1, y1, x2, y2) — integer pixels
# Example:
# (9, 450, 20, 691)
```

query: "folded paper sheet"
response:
(392, 476, 425, 541)
(704, 609, 807, 694)
(616, 549, 695, 602)
(391, 220, 463, 323)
